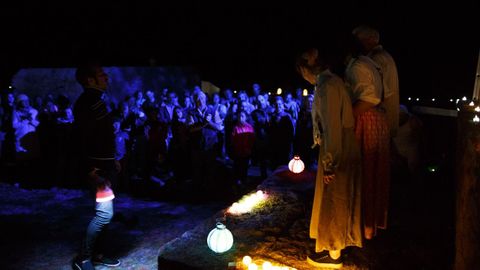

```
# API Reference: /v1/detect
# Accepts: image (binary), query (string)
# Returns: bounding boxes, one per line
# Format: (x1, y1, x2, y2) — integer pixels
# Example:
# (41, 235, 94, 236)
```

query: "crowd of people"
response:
(0, 73, 317, 191)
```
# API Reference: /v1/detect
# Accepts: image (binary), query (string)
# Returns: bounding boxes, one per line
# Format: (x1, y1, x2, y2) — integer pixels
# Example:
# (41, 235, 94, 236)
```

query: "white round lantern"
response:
(207, 222, 233, 253)
(288, 155, 305, 174)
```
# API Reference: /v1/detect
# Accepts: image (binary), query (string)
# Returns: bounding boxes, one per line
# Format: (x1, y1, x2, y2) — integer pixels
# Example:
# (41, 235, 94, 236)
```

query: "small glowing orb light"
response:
(450, 99, 454, 102)
(462, 96, 468, 101)
(469, 101, 475, 106)
(288, 155, 305, 174)
(408, 97, 411, 101)
(276, 88, 282, 95)
(427, 165, 439, 173)
(302, 89, 308, 96)
(416, 98, 420, 101)
(263, 261, 273, 270)
(268, 92, 272, 95)
(227, 190, 267, 215)
(474, 115, 480, 122)
(207, 222, 233, 253)
(475, 106, 480, 112)
(242, 256, 252, 266)
(432, 98, 435, 102)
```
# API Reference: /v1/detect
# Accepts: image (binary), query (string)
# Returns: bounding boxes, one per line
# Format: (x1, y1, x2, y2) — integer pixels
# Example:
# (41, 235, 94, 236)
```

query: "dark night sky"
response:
(0, 2, 478, 99)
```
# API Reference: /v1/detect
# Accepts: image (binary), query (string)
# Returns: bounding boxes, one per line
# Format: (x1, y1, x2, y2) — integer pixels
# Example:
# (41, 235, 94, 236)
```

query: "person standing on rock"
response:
(296, 47, 363, 269)
(72, 62, 121, 270)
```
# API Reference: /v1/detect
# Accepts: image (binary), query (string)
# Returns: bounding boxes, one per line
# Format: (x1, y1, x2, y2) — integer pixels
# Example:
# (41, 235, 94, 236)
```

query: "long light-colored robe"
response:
(309, 69, 363, 251)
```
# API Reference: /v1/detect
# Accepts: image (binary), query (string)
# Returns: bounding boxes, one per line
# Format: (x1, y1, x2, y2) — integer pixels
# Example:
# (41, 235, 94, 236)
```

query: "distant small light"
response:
(449, 99, 454, 102)
(474, 115, 480, 122)
(457, 108, 460, 111)
(233, 90, 237, 94)
(268, 92, 271, 95)
(469, 101, 475, 106)
(456, 99, 460, 104)
(408, 97, 412, 101)
(462, 96, 467, 101)
(427, 165, 438, 173)
(8, 85, 12, 89)
(416, 98, 420, 101)
(475, 106, 480, 112)
(302, 89, 308, 96)
(432, 98, 435, 102)
(276, 88, 282, 95)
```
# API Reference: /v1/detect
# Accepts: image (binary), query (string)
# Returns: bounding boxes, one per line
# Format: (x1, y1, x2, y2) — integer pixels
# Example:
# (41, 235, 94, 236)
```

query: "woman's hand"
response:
(323, 171, 335, 184)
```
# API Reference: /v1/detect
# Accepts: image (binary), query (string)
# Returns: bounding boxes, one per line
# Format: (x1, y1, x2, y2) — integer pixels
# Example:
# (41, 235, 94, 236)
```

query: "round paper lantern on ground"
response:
(207, 222, 233, 253)
(288, 155, 305, 174)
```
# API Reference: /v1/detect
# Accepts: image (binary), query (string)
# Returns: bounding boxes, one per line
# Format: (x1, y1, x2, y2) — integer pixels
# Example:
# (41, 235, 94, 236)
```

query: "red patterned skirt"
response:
(355, 109, 390, 237)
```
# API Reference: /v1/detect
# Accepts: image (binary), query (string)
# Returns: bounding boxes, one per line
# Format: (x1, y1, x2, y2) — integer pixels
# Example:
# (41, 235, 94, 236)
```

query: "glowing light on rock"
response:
(207, 222, 233, 253)
(262, 261, 272, 270)
(242, 256, 252, 266)
(227, 190, 267, 215)
(288, 155, 305, 174)
(238, 256, 297, 270)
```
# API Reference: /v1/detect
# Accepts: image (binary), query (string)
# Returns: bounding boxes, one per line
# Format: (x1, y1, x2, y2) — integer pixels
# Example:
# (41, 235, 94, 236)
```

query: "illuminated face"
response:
(113, 121, 121, 132)
(7, 93, 15, 105)
(239, 111, 247, 124)
(213, 94, 220, 104)
(238, 92, 247, 102)
(195, 94, 206, 109)
(275, 98, 284, 112)
(168, 93, 177, 105)
(257, 95, 266, 107)
(252, 83, 260, 95)
(174, 107, 183, 119)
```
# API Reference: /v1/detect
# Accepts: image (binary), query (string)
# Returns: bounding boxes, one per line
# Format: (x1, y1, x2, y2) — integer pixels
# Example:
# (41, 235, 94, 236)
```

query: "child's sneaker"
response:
(92, 255, 121, 267)
(72, 258, 95, 270)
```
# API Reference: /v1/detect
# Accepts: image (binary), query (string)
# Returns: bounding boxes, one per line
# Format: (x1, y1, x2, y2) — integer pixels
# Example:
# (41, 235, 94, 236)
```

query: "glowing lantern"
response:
(288, 155, 305, 174)
(207, 222, 233, 253)
(276, 88, 282, 95)
(302, 89, 308, 96)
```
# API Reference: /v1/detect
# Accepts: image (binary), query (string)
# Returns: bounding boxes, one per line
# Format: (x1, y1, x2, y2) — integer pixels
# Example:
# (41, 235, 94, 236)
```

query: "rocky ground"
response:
(157, 165, 455, 270)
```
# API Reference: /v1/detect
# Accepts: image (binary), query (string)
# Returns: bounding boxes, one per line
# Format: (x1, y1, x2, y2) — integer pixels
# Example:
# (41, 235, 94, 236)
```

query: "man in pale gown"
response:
(297, 48, 362, 269)
(353, 25, 400, 138)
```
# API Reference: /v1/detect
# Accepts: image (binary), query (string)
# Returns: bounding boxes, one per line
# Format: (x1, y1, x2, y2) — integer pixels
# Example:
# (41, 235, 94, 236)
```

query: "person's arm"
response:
(207, 110, 224, 131)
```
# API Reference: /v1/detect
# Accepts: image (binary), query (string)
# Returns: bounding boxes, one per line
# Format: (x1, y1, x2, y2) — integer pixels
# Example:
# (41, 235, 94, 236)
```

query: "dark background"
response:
(0, 2, 478, 99)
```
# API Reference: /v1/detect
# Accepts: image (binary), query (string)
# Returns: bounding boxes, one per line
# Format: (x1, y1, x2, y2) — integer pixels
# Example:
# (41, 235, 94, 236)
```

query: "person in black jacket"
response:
(72, 62, 121, 270)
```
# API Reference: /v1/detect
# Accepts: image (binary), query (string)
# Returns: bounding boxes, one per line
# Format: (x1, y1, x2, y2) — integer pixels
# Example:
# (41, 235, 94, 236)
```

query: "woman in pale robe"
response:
(297, 48, 362, 266)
